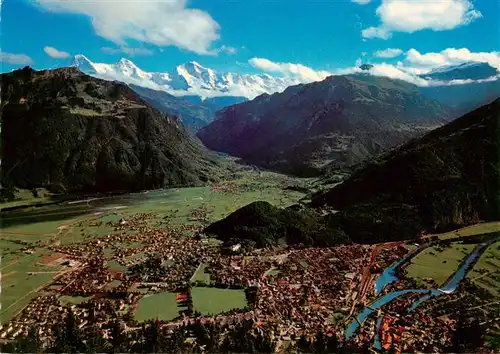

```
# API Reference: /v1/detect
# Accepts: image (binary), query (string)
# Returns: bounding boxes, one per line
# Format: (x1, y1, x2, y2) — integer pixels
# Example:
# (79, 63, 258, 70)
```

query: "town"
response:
(1, 200, 498, 352)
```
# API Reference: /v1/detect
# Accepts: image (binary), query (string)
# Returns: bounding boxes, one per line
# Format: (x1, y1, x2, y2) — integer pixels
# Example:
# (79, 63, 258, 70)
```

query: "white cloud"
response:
(352, 0, 371, 4)
(219, 45, 237, 55)
(374, 48, 403, 58)
(363, 0, 482, 40)
(43, 46, 71, 59)
(249, 58, 331, 83)
(369, 63, 429, 86)
(355, 58, 363, 67)
(34, 0, 220, 55)
(102, 46, 153, 56)
(362, 26, 391, 40)
(378, 0, 482, 32)
(405, 48, 500, 71)
(333, 48, 500, 87)
(332, 62, 429, 86)
(0, 52, 34, 65)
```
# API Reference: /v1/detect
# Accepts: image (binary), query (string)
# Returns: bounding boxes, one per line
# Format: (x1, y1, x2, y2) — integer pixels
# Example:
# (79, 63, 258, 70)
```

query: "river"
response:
(346, 233, 499, 343)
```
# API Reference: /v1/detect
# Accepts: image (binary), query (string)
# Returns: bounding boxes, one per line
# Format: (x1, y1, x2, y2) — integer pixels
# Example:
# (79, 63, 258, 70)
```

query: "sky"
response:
(1, 0, 499, 81)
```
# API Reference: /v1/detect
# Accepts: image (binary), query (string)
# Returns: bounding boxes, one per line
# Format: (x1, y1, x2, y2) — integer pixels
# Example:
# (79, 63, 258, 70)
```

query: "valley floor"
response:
(0, 171, 499, 352)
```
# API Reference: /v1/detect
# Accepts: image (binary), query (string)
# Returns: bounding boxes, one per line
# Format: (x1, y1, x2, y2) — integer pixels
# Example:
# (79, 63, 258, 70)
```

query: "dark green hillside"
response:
(204, 99, 499, 246)
(1, 67, 226, 194)
(204, 201, 349, 248)
(313, 98, 500, 233)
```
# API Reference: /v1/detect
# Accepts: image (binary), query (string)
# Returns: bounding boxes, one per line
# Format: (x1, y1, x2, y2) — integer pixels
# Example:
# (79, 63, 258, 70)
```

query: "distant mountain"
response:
(197, 74, 451, 176)
(182, 95, 248, 111)
(128, 84, 218, 133)
(312, 98, 500, 239)
(419, 62, 500, 115)
(421, 62, 498, 81)
(1, 67, 227, 193)
(71, 54, 293, 101)
(205, 99, 500, 247)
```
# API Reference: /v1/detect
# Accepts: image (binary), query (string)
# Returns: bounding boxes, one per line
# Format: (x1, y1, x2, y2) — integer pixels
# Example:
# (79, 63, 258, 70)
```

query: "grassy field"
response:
(0, 188, 54, 209)
(409, 223, 500, 296)
(191, 288, 247, 316)
(406, 243, 477, 286)
(467, 241, 500, 297)
(134, 292, 179, 322)
(430, 222, 500, 240)
(411, 224, 500, 296)
(267, 268, 282, 277)
(59, 296, 92, 305)
(0, 248, 62, 323)
(107, 260, 127, 272)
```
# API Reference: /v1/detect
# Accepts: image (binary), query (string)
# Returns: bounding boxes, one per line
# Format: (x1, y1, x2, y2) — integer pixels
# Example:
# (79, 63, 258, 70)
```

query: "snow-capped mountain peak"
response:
(115, 58, 150, 80)
(187, 61, 204, 69)
(71, 54, 294, 99)
(72, 54, 96, 73)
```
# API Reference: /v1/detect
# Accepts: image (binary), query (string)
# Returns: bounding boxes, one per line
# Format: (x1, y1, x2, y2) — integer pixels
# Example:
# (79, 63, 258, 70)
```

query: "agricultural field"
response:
(406, 235, 500, 298)
(0, 171, 307, 324)
(429, 222, 500, 240)
(411, 223, 500, 296)
(0, 251, 64, 323)
(467, 241, 500, 297)
(59, 296, 92, 306)
(406, 243, 477, 286)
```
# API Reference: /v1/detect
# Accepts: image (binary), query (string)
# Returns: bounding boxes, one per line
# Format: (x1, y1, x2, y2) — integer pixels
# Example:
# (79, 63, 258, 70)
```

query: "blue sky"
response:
(1, 0, 499, 76)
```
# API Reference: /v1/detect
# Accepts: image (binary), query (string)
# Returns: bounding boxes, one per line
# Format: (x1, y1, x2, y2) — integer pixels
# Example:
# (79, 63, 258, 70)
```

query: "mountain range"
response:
(197, 73, 451, 176)
(0, 67, 227, 193)
(418, 62, 500, 115)
(205, 98, 500, 246)
(71, 55, 499, 107)
(71, 54, 289, 101)
(312, 98, 500, 240)
(71, 55, 499, 134)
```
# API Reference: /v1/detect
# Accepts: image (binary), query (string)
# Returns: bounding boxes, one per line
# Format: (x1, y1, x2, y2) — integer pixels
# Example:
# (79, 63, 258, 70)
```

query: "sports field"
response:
(191, 288, 247, 316)
(134, 292, 179, 322)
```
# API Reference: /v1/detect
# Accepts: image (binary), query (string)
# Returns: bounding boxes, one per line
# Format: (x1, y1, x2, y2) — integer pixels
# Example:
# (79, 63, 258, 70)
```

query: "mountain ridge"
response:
(197, 73, 451, 176)
(312, 97, 500, 236)
(204, 98, 500, 247)
(1, 66, 227, 193)
(128, 84, 218, 133)
(71, 54, 291, 100)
